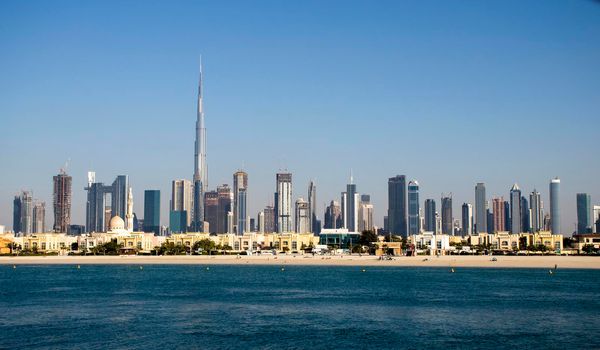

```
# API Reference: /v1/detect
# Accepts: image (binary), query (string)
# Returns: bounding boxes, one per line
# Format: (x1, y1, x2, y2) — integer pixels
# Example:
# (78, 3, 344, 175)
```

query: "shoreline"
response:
(2, 255, 600, 269)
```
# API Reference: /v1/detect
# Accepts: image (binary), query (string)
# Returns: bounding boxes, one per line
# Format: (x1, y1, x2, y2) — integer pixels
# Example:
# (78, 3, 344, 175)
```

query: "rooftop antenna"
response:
(60, 158, 71, 174)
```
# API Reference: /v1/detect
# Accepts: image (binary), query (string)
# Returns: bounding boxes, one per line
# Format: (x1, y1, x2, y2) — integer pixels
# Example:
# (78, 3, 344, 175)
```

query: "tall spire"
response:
(194, 55, 207, 188)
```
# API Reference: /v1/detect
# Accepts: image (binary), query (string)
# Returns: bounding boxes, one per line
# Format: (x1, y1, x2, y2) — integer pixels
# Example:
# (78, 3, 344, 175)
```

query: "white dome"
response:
(109, 216, 125, 231)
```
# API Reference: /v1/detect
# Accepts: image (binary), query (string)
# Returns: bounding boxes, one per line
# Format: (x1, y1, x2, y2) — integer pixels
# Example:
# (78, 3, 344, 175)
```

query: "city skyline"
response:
(1, 1, 599, 232)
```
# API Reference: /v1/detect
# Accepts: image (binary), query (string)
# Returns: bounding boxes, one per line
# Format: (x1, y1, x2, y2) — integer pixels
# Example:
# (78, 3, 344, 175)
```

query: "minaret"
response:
(193, 57, 207, 230)
(126, 187, 134, 232)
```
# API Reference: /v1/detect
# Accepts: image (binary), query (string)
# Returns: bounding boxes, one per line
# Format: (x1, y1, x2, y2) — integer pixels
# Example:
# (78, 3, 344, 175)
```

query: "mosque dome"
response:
(109, 216, 125, 231)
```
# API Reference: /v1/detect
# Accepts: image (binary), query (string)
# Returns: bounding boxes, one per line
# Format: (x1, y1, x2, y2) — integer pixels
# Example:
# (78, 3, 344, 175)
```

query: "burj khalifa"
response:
(193, 57, 207, 230)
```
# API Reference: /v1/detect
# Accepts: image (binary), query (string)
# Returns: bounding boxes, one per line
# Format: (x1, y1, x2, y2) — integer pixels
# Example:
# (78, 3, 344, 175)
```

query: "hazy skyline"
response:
(1, 1, 599, 233)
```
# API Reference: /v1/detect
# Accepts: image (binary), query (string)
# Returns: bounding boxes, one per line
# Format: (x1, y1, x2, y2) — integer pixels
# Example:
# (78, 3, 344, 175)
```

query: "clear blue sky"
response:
(1, 0, 599, 233)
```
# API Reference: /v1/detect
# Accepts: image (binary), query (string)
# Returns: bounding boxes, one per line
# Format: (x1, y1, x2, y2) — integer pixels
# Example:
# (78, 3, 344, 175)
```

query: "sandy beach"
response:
(1, 255, 600, 269)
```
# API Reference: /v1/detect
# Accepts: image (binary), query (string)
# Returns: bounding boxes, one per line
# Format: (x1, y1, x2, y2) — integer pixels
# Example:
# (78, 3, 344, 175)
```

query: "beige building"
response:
(166, 232, 319, 253)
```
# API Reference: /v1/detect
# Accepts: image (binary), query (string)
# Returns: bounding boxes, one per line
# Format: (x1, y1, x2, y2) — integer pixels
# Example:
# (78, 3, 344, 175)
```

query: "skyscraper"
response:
(504, 201, 511, 232)
(492, 197, 505, 232)
(424, 199, 436, 232)
(324, 201, 342, 229)
(510, 184, 521, 234)
(233, 171, 248, 234)
(111, 175, 129, 221)
(204, 191, 218, 233)
(20, 191, 33, 235)
(441, 195, 453, 235)
(521, 196, 530, 233)
(358, 194, 374, 232)
(576, 193, 592, 234)
(263, 206, 275, 233)
(475, 183, 487, 234)
(461, 203, 473, 236)
(388, 175, 407, 237)
(344, 177, 359, 232)
(13, 195, 22, 234)
(85, 172, 112, 233)
(53, 170, 72, 233)
(32, 201, 45, 233)
(193, 57, 207, 230)
(529, 190, 543, 232)
(275, 173, 292, 233)
(593, 206, 600, 233)
(295, 198, 310, 233)
(408, 181, 420, 235)
(217, 184, 233, 234)
(143, 190, 161, 235)
(308, 180, 317, 233)
(550, 178, 561, 234)
(171, 179, 194, 229)
(236, 188, 247, 235)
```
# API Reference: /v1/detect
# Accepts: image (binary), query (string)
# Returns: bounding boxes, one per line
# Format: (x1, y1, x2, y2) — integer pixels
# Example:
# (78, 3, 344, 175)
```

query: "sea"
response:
(1, 265, 599, 349)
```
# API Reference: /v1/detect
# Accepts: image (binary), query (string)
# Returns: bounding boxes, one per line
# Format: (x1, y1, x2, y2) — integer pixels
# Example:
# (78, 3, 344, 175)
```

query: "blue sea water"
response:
(1, 265, 599, 349)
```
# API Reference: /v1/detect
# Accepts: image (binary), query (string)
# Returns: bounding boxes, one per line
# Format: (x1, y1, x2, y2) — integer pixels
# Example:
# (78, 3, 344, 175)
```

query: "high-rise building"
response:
(324, 201, 342, 229)
(32, 201, 45, 233)
(308, 181, 317, 233)
(530, 190, 543, 232)
(492, 197, 505, 232)
(13, 195, 22, 234)
(217, 184, 233, 234)
(358, 194, 374, 232)
(111, 175, 129, 221)
(295, 198, 310, 233)
(475, 183, 487, 234)
(510, 184, 522, 234)
(388, 175, 407, 237)
(408, 181, 420, 235)
(204, 191, 218, 233)
(424, 199, 436, 232)
(258, 211, 265, 233)
(461, 203, 473, 236)
(18, 191, 34, 235)
(576, 193, 592, 234)
(52, 170, 72, 233)
(171, 179, 193, 229)
(263, 206, 275, 233)
(593, 205, 600, 233)
(504, 201, 511, 232)
(236, 188, 247, 235)
(344, 179, 359, 232)
(487, 209, 494, 234)
(143, 190, 160, 235)
(169, 211, 187, 233)
(550, 178, 561, 234)
(521, 196, 530, 233)
(441, 195, 453, 235)
(85, 171, 112, 232)
(233, 171, 248, 234)
(193, 58, 208, 230)
(275, 173, 292, 233)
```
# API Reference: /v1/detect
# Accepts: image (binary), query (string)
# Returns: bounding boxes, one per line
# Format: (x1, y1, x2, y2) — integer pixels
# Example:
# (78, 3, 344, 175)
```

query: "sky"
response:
(1, 0, 599, 234)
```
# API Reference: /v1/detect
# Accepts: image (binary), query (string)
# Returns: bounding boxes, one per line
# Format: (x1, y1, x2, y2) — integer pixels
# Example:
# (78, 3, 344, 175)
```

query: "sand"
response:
(1, 255, 600, 269)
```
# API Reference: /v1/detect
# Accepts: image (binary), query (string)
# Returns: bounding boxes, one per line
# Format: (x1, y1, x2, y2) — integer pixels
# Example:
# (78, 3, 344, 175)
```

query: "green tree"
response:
(359, 230, 378, 245)
(193, 239, 216, 255)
